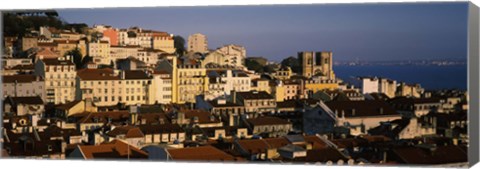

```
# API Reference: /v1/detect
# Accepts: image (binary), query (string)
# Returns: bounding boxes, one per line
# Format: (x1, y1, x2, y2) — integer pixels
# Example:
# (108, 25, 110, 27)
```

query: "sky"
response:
(58, 2, 469, 62)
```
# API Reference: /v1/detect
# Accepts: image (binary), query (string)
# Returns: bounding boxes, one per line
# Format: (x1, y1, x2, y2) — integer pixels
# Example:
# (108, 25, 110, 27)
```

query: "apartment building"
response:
(187, 33, 208, 53)
(34, 58, 76, 104)
(2, 74, 46, 101)
(215, 44, 246, 68)
(88, 40, 111, 65)
(152, 70, 173, 104)
(76, 66, 155, 106)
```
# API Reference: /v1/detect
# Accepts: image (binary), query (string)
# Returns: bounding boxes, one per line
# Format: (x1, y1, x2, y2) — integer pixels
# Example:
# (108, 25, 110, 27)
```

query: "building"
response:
(76, 67, 155, 106)
(246, 116, 293, 137)
(152, 70, 173, 104)
(152, 33, 175, 53)
(214, 44, 246, 67)
(20, 36, 38, 51)
(3, 96, 45, 116)
(34, 58, 76, 104)
(325, 100, 402, 136)
(187, 33, 208, 53)
(396, 82, 424, 98)
(361, 77, 397, 98)
(88, 40, 111, 65)
(298, 51, 335, 79)
(2, 74, 45, 100)
(390, 97, 442, 118)
(110, 45, 140, 61)
(70, 139, 148, 160)
(174, 59, 208, 104)
(234, 91, 276, 114)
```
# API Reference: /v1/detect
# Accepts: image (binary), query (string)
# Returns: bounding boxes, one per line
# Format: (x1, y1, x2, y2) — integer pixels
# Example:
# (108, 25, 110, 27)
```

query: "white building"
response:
(34, 57, 76, 104)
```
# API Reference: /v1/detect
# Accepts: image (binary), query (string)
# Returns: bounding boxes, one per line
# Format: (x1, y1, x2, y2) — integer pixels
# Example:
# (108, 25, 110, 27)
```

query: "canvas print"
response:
(0, 2, 475, 167)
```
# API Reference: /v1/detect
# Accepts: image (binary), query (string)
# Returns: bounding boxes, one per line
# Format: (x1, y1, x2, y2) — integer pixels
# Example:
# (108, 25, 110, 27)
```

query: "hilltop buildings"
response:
(1, 20, 469, 167)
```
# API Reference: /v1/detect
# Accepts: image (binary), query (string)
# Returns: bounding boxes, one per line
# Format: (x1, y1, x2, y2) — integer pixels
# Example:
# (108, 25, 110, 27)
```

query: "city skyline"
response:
(58, 2, 469, 62)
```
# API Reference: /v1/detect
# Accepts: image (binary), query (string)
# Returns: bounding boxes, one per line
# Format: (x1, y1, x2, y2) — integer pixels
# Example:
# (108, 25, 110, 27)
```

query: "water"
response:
(334, 65, 467, 90)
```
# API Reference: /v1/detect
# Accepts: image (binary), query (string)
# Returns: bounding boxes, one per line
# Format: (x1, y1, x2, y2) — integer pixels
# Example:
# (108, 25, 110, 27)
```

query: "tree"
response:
(173, 35, 186, 56)
(65, 48, 83, 70)
(245, 59, 264, 73)
(280, 56, 301, 74)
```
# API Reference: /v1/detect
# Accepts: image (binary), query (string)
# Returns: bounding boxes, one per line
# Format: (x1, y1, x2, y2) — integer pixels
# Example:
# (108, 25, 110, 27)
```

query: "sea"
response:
(333, 65, 468, 91)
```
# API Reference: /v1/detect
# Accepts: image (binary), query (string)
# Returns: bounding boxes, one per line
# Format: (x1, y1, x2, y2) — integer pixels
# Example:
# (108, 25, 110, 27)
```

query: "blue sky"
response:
(58, 2, 469, 62)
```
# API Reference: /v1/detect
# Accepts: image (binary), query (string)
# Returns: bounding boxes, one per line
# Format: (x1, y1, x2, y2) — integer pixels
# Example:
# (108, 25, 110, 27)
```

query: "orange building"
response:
(103, 28, 118, 46)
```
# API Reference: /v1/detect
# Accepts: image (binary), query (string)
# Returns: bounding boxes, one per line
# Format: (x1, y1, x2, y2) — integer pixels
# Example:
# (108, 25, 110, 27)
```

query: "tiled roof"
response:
(77, 68, 119, 80)
(180, 109, 221, 124)
(107, 126, 144, 138)
(78, 139, 148, 159)
(325, 100, 398, 117)
(2, 74, 42, 83)
(124, 70, 151, 79)
(8, 96, 44, 105)
(392, 145, 467, 164)
(55, 100, 82, 110)
(167, 145, 241, 161)
(71, 111, 130, 124)
(42, 58, 74, 66)
(137, 124, 184, 134)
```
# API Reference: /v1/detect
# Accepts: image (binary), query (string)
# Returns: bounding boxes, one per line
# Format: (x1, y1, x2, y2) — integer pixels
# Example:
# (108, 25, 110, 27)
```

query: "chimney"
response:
(379, 107, 384, 115)
(351, 109, 355, 116)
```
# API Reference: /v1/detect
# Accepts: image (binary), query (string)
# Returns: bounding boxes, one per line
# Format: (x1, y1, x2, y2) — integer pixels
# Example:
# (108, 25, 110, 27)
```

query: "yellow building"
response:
(167, 56, 208, 104)
(76, 66, 155, 106)
(273, 66, 292, 80)
(304, 79, 339, 94)
(251, 79, 272, 94)
(88, 40, 111, 65)
(152, 34, 175, 54)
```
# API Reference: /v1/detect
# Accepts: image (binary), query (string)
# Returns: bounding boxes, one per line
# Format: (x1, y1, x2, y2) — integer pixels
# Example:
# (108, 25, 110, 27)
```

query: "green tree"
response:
(245, 59, 264, 73)
(281, 56, 301, 74)
(64, 48, 83, 70)
(173, 35, 186, 56)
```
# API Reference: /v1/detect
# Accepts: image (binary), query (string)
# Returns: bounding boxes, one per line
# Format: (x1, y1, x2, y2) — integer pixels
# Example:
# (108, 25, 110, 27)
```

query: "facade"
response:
(152, 70, 173, 104)
(214, 44, 246, 67)
(152, 34, 175, 53)
(2, 75, 46, 101)
(34, 58, 76, 104)
(246, 117, 293, 137)
(88, 40, 111, 65)
(235, 91, 276, 114)
(76, 68, 155, 106)
(298, 51, 335, 79)
(187, 33, 208, 53)
(396, 82, 424, 98)
(174, 62, 208, 104)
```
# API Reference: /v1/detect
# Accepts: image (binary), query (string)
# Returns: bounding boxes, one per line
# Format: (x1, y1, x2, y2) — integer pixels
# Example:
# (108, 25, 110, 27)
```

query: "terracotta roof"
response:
(236, 139, 270, 154)
(71, 111, 130, 124)
(107, 126, 145, 138)
(325, 100, 398, 117)
(303, 135, 329, 149)
(137, 124, 184, 134)
(180, 109, 221, 124)
(42, 58, 74, 66)
(78, 139, 148, 159)
(247, 116, 291, 126)
(392, 145, 467, 164)
(167, 145, 240, 161)
(2, 74, 42, 83)
(55, 100, 82, 110)
(8, 96, 44, 105)
(77, 68, 119, 80)
(236, 91, 274, 100)
(305, 148, 349, 162)
(124, 70, 151, 79)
